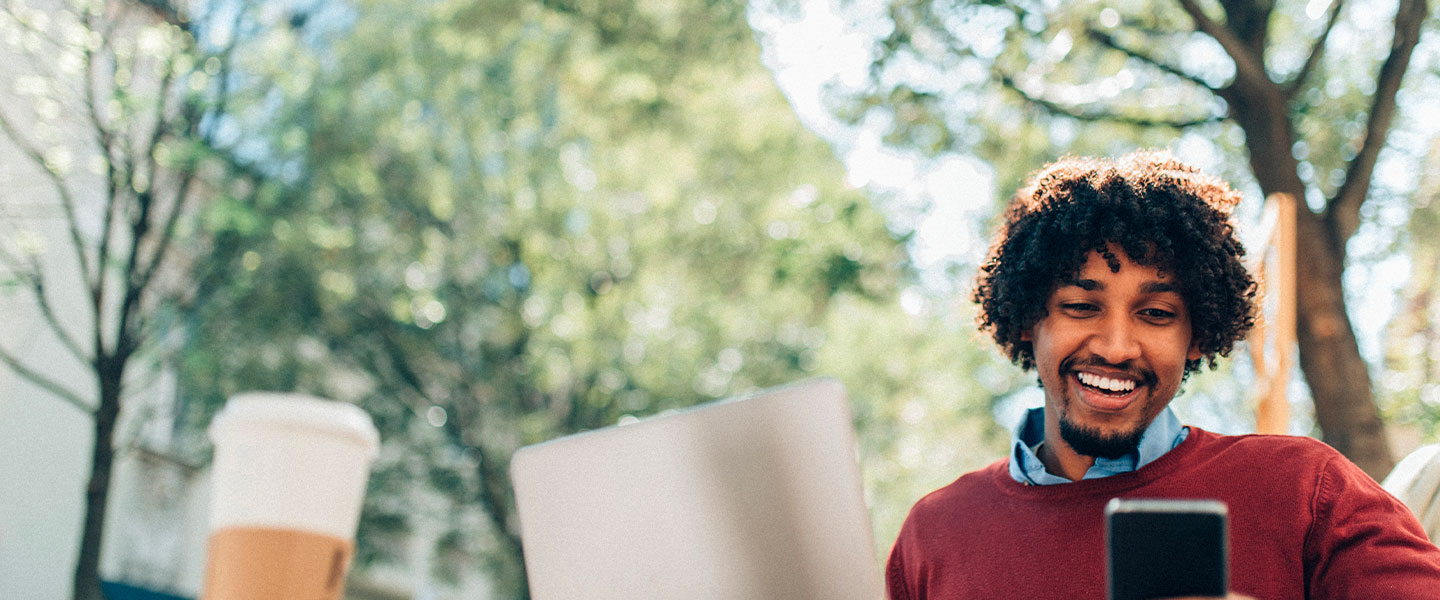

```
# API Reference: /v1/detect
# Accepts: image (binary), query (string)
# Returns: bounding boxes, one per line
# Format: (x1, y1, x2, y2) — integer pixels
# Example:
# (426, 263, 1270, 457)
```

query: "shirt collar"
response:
(1007, 406, 1188, 485)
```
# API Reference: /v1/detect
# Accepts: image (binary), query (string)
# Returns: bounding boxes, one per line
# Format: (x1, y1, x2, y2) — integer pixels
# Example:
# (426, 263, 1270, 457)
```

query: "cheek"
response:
(1031, 323, 1081, 363)
(1028, 335, 1057, 370)
(1148, 338, 1197, 376)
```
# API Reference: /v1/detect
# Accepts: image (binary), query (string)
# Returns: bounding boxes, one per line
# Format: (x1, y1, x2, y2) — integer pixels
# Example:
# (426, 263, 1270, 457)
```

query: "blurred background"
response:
(1, 0, 1437, 598)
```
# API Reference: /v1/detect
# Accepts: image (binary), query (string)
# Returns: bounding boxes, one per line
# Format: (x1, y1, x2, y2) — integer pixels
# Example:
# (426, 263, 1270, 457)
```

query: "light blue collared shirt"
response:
(1007, 406, 1189, 485)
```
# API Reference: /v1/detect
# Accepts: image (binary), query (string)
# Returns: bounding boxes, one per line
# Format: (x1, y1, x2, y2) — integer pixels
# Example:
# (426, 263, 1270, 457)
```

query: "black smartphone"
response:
(1106, 498, 1228, 600)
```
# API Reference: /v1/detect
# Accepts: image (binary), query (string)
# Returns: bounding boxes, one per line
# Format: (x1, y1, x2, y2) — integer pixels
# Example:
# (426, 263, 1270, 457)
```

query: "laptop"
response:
(509, 378, 882, 599)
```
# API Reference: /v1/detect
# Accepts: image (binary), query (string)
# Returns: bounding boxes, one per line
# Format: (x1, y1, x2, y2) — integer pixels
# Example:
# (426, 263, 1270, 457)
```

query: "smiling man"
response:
(885, 152, 1440, 599)
(1025, 245, 1201, 482)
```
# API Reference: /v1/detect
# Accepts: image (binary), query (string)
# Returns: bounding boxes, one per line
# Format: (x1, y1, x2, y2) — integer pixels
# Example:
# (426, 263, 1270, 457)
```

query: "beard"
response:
(1051, 355, 1157, 459)
(1057, 411, 1146, 459)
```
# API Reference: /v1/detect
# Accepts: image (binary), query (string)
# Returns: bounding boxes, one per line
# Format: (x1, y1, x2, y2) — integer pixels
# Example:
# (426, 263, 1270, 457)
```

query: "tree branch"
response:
(134, 168, 195, 302)
(450, 380, 524, 544)
(1284, 0, 1346, 99)
(120, 51, 182, 306)
(0, 108, 98, 288)
(132, 0, 187, 27)
(126, 60, 194, 330)
(997, 73, 1224, 128)
(1328, 0, 1427, 243)
(1085, 27, 1218, 94)
(1176, 0, 1271, 90)
(196, 3, 249, 146)
(361, 315, 525, 550)
(83, 10, 124, 343)
(0, 250, 91, 364)
(80, 68, 119, 296)
(0, 345, 94, 414)
(80, 8, 119, 169)
(114, 180, 157, 362)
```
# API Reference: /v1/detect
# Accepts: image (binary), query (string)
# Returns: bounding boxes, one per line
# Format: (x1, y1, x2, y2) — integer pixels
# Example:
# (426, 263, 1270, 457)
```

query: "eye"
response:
(1060, 302, 1099, 316)
(1139, 308, 1178, 322)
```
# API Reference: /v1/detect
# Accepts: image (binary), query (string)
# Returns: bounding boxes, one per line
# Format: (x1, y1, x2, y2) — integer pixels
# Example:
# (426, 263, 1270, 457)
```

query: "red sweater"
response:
(887, 428, 1440, 599)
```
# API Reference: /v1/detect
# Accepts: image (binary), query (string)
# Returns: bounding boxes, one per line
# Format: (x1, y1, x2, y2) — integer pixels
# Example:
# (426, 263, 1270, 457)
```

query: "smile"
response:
(1076, 372, 1136, 393)
(1069, 370, 1144, 413)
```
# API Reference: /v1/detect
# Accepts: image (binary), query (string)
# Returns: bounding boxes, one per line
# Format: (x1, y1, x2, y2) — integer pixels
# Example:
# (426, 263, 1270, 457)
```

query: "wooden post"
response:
(1249, 193, 1297, 434)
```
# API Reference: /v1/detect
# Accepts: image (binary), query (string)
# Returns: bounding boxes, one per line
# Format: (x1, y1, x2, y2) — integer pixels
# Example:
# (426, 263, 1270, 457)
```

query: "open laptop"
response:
(509, 378, 882, 599)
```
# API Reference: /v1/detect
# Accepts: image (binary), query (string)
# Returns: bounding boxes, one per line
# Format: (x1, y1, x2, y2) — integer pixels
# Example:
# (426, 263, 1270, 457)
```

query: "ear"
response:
(1186, 340, 1203, 362)
(1020, 328, 1033, 342)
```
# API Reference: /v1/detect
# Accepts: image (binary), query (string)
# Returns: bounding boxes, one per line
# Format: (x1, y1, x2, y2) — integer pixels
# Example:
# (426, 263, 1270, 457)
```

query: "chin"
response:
(1058, 417, 1145, 459)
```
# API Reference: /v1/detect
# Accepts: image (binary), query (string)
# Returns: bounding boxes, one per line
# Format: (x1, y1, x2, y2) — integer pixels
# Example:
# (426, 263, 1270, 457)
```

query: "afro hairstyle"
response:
(972, 150, 1257, 375)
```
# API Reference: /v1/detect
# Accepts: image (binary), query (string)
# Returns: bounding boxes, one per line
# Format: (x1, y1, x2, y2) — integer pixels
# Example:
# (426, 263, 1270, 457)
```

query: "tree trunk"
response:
(1293, 211, 1394, 479)
(71, 368, 122, 600)
(1227, 83, 1394, 480)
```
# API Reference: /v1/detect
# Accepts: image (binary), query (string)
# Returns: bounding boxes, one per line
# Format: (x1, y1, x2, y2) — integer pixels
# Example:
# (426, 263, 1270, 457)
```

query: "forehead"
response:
(1066, 249, 1181, 290)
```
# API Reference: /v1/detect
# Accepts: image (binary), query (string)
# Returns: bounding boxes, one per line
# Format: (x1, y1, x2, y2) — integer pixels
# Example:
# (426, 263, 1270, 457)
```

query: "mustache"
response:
(1060, 355, 1158, 389)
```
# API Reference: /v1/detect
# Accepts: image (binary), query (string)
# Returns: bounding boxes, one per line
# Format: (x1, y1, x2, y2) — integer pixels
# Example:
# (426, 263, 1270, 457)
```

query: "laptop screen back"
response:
(509, 378, 882, 599)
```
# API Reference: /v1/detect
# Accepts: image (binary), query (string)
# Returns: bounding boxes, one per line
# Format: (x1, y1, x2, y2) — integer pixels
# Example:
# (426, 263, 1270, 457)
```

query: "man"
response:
(886, 152, 1440, 599)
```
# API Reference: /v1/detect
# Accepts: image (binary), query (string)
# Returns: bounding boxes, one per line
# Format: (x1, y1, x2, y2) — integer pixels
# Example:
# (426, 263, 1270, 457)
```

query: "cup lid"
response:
(210, 392, 380, 456)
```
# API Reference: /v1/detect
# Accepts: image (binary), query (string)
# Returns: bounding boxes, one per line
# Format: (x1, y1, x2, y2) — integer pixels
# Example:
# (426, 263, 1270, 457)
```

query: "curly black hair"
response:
(972, 151, 1257, 375)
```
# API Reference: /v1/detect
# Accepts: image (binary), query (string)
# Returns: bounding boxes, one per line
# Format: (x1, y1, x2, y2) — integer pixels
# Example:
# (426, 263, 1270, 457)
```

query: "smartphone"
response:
(1105, 498, 1228, 600)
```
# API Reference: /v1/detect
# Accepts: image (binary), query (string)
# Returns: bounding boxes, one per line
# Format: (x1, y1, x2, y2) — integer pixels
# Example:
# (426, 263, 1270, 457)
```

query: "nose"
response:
(1088, 313, 1142, 364)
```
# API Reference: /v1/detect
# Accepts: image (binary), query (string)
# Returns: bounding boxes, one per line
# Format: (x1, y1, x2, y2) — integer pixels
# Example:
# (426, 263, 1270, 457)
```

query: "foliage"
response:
(1383, 140, 1440, 443)
(773, 0, 1440, 477)
(175, 0, 1012, 594)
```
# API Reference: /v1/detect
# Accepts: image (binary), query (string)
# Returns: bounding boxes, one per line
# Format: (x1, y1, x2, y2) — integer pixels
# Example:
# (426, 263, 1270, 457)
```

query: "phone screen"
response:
(1105, 498, 1228, 600)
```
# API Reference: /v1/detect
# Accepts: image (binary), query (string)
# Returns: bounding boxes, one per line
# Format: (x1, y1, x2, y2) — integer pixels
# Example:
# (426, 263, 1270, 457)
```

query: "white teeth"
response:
(1077, 372, 1136, 393)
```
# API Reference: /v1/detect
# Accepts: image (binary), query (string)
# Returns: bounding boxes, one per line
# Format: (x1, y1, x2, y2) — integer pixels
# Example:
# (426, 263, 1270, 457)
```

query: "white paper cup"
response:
(203, 393, 380, 600)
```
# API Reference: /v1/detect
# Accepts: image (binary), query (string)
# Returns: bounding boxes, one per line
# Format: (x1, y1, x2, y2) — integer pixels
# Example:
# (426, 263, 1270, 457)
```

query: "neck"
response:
(1037, 435, 1096, 482)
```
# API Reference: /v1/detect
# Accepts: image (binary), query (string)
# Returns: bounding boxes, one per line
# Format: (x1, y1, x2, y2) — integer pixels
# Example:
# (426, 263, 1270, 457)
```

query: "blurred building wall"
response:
(0, 2, 484, 596)
(0, 0, 203, 596)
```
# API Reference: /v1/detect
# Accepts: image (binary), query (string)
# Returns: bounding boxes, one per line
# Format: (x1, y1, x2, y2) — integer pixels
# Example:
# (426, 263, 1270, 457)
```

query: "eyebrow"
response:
(1061, 279, 1181, 295)
(1141, 281, 1181, 294)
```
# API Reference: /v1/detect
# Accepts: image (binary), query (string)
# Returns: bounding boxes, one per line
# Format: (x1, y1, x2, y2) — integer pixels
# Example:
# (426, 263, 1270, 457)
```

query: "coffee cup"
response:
(202, 393, 380, 600)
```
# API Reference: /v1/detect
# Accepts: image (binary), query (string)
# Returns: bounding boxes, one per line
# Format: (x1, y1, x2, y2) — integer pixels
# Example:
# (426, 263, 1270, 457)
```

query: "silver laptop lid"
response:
(510, 378, 881, 600)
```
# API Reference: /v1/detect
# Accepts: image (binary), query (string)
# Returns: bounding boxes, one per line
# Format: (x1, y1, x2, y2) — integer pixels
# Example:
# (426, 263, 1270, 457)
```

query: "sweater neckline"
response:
(990, 427, 1216, 499)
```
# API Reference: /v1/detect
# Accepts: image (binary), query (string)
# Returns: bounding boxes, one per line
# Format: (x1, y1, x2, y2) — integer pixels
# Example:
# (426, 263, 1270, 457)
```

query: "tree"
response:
(1383, 139, 1440, 441)
(814, 0, 1435, 478)
(0, 0, 241, 597)
(170, 0, 1010, 595)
